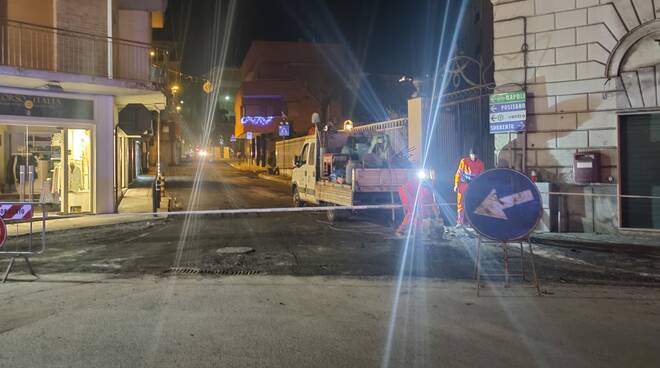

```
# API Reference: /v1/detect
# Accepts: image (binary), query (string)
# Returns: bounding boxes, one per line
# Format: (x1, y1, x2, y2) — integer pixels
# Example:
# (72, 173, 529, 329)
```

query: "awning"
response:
(118, 104, 154, 136)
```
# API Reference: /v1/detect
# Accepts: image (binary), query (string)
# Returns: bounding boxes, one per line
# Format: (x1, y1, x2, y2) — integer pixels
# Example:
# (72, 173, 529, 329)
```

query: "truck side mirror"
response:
(293, 155, 301, 168)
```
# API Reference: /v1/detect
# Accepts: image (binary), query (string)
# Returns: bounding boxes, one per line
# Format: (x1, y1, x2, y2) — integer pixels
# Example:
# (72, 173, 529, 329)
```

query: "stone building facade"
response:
(491, 0, 660, 232)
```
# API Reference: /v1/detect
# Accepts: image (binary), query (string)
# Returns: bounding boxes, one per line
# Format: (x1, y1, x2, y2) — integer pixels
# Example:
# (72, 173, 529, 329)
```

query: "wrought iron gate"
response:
(425, 55, 495, 200)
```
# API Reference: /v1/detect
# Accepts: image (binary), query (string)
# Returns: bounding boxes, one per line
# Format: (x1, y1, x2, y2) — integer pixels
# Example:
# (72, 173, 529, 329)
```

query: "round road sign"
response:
(0, 217, 7, 248)
(464, 168, 542, 241)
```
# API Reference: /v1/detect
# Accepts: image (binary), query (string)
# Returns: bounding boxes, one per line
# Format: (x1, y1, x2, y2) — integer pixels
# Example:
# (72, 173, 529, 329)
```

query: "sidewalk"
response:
(531, 232, 660, 255)
(228, 161, 268, 173)
(9, 212, 166, 237)
(7, 175, 170, 237)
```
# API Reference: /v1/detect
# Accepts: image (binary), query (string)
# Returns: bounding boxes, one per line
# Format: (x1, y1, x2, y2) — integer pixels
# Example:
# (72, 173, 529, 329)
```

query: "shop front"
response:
(0, 89, 96, 214)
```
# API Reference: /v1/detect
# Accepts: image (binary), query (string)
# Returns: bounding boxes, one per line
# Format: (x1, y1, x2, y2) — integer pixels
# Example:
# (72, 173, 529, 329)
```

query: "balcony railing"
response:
(0, 20, 165, 86)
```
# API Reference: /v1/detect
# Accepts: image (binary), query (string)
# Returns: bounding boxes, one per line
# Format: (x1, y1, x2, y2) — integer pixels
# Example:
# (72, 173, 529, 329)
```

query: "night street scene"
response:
(1, 0, 660, 367)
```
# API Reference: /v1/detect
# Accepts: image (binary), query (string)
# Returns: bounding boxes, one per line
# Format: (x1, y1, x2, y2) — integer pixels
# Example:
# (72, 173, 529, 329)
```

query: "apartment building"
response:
(491, 0, 660, 231)
(0, 0, 167, 214)
(234, 41, 353, 167)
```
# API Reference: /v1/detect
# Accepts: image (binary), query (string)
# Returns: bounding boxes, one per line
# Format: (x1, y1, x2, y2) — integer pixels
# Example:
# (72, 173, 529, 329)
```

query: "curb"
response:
(258, 173, 290, 185)
(229, 162, 268, 174)
(530, 234, 660, 256)
(13, 214, 168, 236)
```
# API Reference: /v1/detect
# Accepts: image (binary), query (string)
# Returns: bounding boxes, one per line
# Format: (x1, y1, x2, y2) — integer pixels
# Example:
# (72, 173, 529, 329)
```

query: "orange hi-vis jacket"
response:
(454, 157, 485, 192)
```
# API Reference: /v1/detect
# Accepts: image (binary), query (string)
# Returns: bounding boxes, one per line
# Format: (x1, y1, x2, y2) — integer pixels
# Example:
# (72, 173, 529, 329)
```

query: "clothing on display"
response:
(52, 161, 84, 193)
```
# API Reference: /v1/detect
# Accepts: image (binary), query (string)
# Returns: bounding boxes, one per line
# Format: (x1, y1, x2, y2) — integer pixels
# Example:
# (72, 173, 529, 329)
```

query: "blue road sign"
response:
(489, 102, 526, 114)
(490, 121, 526, 133)
(278, 124, 290, 137)
(464, 168, 542, 241)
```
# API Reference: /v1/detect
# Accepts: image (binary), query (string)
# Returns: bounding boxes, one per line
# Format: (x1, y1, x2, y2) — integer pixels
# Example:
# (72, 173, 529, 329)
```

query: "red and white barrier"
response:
(0, 204, 33, 220)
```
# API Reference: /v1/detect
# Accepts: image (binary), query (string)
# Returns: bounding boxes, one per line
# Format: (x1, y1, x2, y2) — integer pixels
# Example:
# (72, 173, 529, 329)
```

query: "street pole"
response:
(157, 110, 161, 177)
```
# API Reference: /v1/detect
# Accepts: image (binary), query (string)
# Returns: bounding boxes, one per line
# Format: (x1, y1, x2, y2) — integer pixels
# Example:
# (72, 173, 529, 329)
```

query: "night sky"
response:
(156, 0, 457, 78)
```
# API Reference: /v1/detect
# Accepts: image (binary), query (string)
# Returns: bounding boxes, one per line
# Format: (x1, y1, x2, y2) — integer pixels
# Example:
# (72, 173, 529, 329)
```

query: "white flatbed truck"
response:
(290, 132, 421, 222)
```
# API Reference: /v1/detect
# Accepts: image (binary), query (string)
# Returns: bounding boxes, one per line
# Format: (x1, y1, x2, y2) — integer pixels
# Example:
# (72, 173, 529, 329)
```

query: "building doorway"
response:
(619, 114, 660, 230)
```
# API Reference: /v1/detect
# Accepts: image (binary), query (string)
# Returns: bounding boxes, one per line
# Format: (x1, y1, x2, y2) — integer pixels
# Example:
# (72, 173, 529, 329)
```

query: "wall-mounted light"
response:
(171, 85, 180, 94)
(343, 120, 354, 130)
(150, 50, 156, 57)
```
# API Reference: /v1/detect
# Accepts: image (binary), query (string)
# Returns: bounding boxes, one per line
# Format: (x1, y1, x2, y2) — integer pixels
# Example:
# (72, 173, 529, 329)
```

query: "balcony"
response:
(0, 20, 165, 88)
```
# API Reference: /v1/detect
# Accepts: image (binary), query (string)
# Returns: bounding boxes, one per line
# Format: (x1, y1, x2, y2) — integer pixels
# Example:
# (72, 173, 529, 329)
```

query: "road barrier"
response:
(0, 202, 47, 283)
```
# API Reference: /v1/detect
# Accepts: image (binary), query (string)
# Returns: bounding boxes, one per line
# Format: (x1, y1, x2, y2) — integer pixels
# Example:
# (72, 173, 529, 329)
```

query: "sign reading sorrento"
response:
(489, 90, 527, 133)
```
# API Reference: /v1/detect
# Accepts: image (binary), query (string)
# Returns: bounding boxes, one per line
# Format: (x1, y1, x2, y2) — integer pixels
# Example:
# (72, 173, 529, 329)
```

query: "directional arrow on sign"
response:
(474, 189, 535, 220)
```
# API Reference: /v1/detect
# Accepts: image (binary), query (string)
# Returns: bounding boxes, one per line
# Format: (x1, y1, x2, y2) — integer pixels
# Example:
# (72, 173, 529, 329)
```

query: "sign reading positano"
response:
(488, 90, 527, 133)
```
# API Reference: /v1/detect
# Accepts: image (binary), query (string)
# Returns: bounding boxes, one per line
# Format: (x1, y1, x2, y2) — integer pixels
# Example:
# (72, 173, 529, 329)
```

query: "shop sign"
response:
(0, 93, 94, 120)
(241, 116, 276, 126)
(489, 91, 526, 133)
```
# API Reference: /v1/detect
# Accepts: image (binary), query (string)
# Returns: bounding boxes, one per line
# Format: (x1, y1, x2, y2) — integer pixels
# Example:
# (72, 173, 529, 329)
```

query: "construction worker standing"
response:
(454, 148, 485, 226)
(396, 175, 439, 236)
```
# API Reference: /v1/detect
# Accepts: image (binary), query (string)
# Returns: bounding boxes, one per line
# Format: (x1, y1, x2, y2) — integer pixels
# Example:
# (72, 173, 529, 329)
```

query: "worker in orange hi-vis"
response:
(454, 148, 485, 227)
(396, 175, 439, 236)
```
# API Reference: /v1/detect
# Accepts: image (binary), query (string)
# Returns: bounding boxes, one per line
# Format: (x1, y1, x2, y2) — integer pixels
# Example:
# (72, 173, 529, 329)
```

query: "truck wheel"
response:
(293, 188, 304, 207)
(327, 208, 349, 223)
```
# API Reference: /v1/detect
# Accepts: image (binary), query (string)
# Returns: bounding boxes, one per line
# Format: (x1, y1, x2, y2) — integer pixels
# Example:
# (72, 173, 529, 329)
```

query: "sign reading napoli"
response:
(489, 90, 527, 133)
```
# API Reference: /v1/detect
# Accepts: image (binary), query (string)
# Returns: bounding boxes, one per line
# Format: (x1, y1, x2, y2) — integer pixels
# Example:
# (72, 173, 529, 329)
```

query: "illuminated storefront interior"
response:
(0, 124, 92, 214)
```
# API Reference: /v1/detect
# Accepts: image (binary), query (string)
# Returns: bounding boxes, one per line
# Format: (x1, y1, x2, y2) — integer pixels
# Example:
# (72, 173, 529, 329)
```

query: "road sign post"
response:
(464, 169, 542, 296)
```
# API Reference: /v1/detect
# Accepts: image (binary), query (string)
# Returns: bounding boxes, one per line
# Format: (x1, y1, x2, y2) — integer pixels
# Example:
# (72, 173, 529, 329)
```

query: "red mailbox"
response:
(573, 152, 601, 184)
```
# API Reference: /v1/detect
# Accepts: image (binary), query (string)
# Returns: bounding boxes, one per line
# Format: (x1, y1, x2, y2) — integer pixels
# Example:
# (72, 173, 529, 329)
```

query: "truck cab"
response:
(291, 137, 317, 206)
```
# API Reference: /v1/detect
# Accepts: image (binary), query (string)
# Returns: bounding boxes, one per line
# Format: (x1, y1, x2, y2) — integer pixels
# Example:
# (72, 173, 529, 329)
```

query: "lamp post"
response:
(157, 110, 161, 178)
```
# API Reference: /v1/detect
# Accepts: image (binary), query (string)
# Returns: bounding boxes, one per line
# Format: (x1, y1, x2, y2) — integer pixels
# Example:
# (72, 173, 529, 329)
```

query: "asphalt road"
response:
(1, 276, 659, 368)
(2, 160, 657, 285)
(164, 160, 292, 210)
(1, 161, 660, 368)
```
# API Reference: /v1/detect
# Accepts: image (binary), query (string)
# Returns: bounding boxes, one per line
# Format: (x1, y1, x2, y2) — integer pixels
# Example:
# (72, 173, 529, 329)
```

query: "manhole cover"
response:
(216, 247, 254, 254)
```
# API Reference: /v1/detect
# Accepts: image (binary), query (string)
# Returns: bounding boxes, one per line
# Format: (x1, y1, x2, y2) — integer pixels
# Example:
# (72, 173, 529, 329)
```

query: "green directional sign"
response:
(489, 91, 526, 104)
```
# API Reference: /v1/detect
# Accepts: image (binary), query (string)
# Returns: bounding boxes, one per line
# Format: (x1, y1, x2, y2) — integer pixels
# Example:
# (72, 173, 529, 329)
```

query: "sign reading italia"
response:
(0, 93, 94, 120)
(489, 90, 526, 133)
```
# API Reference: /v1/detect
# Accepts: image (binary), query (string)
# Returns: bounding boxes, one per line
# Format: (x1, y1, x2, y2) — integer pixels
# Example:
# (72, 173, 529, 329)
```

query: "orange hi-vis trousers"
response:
(456, 183, 468, 225)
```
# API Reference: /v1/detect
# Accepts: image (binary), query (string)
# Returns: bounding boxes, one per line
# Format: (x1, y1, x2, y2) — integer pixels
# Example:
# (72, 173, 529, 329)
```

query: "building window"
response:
(241, 97, 285, 119)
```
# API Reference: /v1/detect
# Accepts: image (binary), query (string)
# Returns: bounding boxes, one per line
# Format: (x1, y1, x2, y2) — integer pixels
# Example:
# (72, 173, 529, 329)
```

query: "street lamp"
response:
(171, 84, 180, 95)
(225, 95, 230, 101)
(176, 105, 182, 113)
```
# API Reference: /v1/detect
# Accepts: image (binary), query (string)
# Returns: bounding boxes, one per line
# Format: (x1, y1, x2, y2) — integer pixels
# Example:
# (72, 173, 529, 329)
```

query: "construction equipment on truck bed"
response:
(290, 119, 428, 222)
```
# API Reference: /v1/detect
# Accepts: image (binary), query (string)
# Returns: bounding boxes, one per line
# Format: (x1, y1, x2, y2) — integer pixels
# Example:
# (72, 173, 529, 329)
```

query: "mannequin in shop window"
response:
(68, 161, 83, 192)
(6, 146, 38, 193)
